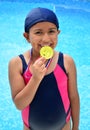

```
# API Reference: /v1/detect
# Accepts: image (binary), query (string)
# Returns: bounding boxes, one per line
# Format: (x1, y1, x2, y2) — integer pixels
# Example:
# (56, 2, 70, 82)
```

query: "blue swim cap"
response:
(24, 7, 59, 32)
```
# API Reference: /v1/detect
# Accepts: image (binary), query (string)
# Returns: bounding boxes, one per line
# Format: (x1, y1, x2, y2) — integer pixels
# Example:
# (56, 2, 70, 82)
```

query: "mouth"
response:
(39, 44, 53, 48)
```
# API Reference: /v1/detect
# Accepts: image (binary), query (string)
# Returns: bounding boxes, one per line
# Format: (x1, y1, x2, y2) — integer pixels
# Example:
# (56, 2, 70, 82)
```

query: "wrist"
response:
(31, 75, 42, 84)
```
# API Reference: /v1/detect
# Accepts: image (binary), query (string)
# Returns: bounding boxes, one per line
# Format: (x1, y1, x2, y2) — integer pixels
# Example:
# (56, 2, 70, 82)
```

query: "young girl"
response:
(8, 7, 80, 130)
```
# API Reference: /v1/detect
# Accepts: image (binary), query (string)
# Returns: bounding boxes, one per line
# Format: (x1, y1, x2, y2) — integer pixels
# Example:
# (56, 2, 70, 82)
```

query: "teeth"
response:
(41, 45, 51, 47)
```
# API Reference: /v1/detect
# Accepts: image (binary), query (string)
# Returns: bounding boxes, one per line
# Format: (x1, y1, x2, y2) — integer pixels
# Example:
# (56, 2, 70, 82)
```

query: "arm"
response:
(8, 56, 47, 110)
(64, 54, 80, 130)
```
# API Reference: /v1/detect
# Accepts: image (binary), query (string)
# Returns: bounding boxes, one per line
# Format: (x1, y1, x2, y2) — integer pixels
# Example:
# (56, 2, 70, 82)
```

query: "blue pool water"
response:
(0, 0, 90, 130)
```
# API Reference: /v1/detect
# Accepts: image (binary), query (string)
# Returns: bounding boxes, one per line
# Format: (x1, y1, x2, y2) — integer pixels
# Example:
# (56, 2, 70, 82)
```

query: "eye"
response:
(49, 30, 56, 34)
(34, 31, 43, 35)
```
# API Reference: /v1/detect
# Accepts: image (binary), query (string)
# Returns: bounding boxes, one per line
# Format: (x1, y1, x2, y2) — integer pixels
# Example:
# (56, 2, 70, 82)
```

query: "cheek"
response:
(29, 35, 41, 43)
(53, 35, 58, 42)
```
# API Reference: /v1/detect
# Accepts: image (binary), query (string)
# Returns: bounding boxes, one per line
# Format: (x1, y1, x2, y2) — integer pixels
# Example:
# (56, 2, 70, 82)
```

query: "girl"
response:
(8, 7, 80, 130)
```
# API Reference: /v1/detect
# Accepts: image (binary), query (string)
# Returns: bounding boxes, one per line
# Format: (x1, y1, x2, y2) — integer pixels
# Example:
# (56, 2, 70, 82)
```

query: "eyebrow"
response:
(33, 28, 57, 31)
(49, 28, 57, 30)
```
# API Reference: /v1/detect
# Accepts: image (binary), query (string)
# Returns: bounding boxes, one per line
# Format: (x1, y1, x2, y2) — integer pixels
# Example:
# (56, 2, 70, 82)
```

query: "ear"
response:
(23, 32, 30, 42)
(58, 30, 61, 34)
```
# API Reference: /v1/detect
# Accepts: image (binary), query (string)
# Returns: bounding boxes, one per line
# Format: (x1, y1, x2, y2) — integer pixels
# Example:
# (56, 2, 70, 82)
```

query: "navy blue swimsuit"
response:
(19, 52, 71, 130)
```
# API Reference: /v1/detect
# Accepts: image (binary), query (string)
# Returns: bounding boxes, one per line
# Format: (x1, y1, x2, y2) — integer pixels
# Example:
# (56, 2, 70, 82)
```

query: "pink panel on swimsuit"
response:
(22, 106, 30, 127)
(21, 67, 32, 127)
(66, 110, 71, 122)
(54, 64, 70, 122)
(23, 67, 32, 84)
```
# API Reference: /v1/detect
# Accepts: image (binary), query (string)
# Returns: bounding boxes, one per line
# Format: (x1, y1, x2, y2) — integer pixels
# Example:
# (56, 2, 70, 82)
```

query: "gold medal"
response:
(40, 46, 54, 59)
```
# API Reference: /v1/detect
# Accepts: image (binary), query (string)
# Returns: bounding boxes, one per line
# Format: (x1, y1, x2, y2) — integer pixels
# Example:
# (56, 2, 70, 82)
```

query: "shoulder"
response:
(64, 54, 75, 65)
(8, 50, 30, 68)
(8, 50, 30, 73)
(8, 56, 22, 74)
(9, 56, 21, 65)
(63, 53, 76, 75)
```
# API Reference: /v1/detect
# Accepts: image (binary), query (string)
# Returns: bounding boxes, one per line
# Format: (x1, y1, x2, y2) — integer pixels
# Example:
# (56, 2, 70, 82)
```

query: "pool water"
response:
(0, 1, 90, 130)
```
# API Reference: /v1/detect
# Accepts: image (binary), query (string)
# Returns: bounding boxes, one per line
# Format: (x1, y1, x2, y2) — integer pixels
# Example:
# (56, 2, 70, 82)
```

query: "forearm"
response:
(71, 93, 80, 130)
(14, 76, 41, 110)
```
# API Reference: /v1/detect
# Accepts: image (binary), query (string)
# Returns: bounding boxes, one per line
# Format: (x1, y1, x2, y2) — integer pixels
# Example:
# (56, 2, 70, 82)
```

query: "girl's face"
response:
(27, 22, 60, 56)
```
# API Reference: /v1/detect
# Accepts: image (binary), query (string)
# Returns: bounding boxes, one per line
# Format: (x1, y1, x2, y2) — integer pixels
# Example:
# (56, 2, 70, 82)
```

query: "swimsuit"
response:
(19, 52, 71, 130)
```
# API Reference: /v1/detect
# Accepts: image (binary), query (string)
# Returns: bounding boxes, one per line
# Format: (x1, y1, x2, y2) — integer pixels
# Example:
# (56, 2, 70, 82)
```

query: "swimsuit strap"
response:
(58, 52, 67, 74)
(19, 54, 27, 74)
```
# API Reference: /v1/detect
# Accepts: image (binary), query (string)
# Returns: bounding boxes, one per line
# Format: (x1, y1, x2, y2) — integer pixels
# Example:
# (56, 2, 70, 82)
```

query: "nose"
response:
(42, 33, 51, 43)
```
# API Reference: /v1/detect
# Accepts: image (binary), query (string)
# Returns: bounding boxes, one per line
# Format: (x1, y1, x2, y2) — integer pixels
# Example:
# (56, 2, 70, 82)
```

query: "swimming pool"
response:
(0, 0, 90, 130)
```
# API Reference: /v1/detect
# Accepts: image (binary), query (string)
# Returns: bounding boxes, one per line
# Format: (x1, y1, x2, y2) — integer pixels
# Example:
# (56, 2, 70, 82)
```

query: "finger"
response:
(35, 57, 46, 65)
(37, 57, 46, 62)
(41, 64, 46, 70)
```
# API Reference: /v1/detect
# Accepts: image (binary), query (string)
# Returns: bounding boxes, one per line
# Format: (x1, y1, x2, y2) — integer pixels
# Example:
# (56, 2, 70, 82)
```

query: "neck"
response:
(30, 48, 40, 62)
